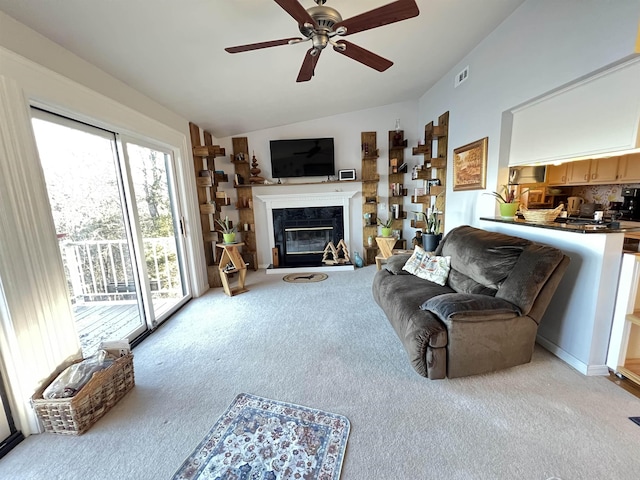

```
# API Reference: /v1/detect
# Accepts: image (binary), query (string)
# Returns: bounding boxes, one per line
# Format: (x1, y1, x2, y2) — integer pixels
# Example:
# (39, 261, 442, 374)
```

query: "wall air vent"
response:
(454, 66, 469, 88)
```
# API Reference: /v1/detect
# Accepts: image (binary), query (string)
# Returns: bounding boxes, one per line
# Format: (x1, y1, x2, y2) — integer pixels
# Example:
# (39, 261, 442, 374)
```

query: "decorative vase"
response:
(499, 202, 519, 218)
(381, 227, 392, 237)
(422, 233, 442, 252)
(367, 235, 374, 247)
(223, 232, 236, 244)
(353, 251, 364, 268)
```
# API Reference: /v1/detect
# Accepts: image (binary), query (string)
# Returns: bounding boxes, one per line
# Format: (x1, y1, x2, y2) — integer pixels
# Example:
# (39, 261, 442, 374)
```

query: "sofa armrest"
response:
(420, 293, 521, 322)
(384, 254, 412, 275)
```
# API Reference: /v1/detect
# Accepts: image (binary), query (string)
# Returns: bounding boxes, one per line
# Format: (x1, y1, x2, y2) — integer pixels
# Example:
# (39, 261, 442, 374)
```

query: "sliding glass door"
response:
(31, 109, 189, 354)
(121, 140, 187, 322)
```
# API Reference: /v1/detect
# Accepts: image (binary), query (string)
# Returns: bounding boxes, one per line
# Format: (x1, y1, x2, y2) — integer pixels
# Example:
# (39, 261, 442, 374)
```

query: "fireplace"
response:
(273, 206, 343, 267)
(255, 190, 357, 272)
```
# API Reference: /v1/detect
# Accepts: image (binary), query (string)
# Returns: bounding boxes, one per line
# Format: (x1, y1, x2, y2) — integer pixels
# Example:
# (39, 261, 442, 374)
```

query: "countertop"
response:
(479, 216, 640, 234)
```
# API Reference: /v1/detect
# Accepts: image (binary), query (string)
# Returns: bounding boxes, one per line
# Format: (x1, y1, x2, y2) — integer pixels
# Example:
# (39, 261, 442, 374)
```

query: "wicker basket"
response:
(31, 353, 135, 435)
(520, 205, 564, 223)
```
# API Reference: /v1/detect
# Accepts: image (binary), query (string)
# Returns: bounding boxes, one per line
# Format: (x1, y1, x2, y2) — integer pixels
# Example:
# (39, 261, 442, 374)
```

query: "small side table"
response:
(375, 236, 398, 270)
(217, 242, 248, 296)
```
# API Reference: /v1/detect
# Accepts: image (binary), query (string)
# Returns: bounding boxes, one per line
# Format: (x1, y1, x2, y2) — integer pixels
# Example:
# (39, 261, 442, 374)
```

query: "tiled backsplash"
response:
(570, 183, 640, 207)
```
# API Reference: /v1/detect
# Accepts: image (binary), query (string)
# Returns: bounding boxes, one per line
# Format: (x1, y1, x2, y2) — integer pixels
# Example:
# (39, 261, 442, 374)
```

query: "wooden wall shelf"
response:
(231, 137, 258, 271)
(190, 123, 227, 289)
(412, 112, 450, 236)
(361, 131, 379, 266)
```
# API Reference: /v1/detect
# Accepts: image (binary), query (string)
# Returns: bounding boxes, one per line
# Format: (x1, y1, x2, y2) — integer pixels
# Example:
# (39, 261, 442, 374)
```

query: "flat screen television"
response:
(269, 138, 335, 178)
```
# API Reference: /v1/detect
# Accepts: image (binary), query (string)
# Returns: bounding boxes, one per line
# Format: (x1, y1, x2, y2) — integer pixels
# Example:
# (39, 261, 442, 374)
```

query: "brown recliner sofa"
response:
(372, 225, 569, 379)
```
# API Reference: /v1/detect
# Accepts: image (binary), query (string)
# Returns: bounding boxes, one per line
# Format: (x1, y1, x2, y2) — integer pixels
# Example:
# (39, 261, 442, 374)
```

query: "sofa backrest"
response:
(435, 226, 566, 316)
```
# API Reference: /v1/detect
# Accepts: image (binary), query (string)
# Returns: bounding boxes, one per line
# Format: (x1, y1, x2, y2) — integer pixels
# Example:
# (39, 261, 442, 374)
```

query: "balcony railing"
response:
(60, 238, 181, 304)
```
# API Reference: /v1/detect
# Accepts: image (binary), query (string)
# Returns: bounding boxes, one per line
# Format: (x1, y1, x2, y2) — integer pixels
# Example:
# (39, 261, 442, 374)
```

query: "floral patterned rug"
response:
(172, 393, 350, 480)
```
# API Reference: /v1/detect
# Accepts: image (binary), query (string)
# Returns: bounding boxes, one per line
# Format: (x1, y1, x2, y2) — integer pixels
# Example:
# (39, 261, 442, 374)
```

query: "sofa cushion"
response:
(402, 246, 451, 286)
(435, 226, 532, 294)
(421, 293, 521, 321)
(494, 242, 565, 314)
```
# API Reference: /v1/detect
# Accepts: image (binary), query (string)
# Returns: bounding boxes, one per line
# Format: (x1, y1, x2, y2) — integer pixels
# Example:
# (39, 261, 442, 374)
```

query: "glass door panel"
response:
(123, 142, 188, 321)
(31, 110, 147, 355)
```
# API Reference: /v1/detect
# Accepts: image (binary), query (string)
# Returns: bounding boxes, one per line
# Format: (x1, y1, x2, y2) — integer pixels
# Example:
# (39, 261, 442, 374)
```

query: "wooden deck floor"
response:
(74, 299, 174, 354)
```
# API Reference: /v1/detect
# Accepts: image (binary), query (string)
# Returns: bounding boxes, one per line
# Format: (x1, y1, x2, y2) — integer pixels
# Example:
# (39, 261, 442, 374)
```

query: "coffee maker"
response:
(622, 188, 640, 220)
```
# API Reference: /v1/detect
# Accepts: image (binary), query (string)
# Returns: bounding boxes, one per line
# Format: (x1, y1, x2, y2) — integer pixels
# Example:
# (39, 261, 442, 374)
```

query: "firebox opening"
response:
(273, 206, 344, 267)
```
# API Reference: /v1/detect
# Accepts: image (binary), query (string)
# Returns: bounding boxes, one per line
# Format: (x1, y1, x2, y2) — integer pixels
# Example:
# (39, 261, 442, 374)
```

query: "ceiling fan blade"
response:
(335, 0, 419, 36)
(225, 37, 302, 53)
(274, 0, 317, 27)
(333, 40, 393, 72)
(297, 48, 321, 82)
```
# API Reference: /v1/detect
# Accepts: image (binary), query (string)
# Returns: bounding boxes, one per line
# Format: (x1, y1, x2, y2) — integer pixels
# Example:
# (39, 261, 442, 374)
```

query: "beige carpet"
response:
(1, 266, 639, 479)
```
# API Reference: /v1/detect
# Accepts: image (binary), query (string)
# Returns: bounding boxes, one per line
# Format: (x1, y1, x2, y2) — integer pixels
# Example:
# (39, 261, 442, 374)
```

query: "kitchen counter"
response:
(479, 216, 640, 233)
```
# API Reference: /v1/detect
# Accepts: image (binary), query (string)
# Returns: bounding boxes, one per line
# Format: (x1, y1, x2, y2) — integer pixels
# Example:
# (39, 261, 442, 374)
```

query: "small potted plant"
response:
(413, 210, 443, 251)
(485, 185, 529, 218)
(377, 217, 393, 237)
(215, 215, 237, 244)
(423, 211, 442, 251)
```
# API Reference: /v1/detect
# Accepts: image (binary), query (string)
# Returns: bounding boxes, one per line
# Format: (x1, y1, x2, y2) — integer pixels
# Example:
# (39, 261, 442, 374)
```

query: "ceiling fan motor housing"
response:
(299, 5, 343, 39)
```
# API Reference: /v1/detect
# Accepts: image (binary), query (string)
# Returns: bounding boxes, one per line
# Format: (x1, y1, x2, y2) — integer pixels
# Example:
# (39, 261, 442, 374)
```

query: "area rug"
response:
(282, 273, 328, 283)
(172, 393, 350, 480)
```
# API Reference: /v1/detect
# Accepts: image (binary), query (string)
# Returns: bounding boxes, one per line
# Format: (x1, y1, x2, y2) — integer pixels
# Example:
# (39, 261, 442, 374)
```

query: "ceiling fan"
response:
(225, 0, 420, 82)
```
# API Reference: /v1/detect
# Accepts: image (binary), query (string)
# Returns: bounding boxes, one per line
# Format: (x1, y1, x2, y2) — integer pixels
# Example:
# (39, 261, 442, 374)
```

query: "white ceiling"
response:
(0, 0, 525, 138)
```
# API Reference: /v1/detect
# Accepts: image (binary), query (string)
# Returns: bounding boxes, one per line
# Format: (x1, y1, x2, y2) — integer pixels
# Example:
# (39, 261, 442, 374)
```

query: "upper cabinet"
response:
(509, 58, 640, 166)
(589, 157, 619, 183)
(547, 153, 640, 185)
(618, 154, 640, 183)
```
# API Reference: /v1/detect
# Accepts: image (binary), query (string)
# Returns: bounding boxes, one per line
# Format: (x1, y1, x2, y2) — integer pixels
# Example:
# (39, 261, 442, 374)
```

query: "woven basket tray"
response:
(31, 353, 135, 435)
(520, 205, 564, 223)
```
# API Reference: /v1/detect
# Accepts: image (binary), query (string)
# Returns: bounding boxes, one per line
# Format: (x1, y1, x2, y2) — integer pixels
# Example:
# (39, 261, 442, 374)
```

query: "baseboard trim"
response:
(536, 335, 607, 376)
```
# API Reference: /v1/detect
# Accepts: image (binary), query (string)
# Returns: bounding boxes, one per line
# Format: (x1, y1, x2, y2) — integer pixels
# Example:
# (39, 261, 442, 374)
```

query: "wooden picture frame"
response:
(452, 137, 488, 191)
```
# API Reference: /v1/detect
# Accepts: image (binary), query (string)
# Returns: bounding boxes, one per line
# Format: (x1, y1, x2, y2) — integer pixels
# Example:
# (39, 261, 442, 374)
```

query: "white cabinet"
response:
(607, 253, 640, 386)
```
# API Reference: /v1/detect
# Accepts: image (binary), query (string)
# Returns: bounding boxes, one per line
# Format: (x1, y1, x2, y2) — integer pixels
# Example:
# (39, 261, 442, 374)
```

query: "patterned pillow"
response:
(402, 245, 451, 286)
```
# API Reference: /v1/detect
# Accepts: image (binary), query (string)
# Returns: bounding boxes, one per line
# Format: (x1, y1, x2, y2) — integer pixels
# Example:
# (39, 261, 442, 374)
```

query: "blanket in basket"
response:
(172, 393, 350, 480)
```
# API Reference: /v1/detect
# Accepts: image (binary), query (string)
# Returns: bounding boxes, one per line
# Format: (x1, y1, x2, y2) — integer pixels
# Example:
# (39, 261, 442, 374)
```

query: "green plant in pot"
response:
(413, 210, 442, 251)
(421, 211, 443, 251)
(215, 215, 237, 244)
(377, 217, 393, 237)
(485, 185, 529, 218)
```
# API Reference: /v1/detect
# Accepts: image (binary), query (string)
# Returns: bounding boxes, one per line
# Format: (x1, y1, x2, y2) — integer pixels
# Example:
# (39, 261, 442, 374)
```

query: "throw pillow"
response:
(402, 245, 451, 286)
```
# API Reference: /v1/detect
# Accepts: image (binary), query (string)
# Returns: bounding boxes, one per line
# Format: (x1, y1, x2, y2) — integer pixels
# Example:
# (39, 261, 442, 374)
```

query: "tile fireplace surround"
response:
(256, 191, 358, 274)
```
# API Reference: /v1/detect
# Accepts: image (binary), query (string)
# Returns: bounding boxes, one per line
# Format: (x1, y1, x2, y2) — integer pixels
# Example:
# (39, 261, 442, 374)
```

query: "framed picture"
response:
(452, 137, 488, 191)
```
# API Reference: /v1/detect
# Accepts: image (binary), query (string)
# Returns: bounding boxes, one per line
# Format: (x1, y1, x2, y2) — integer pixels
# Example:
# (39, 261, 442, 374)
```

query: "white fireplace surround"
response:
(256, 191, 358, 273)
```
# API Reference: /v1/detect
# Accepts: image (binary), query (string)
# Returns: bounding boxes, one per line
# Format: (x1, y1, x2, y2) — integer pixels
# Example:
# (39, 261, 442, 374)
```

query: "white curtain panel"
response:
(0, 75, 81, 435)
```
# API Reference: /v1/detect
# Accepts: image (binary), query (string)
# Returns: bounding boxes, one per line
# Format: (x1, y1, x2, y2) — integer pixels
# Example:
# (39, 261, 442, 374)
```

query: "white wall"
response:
(216, 101, 419, 267)
(417, 0, 640, 232)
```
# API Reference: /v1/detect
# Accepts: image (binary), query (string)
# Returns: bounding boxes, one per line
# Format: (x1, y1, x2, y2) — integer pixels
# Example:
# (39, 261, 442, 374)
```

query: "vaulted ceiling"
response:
(0, 0, 525, 137)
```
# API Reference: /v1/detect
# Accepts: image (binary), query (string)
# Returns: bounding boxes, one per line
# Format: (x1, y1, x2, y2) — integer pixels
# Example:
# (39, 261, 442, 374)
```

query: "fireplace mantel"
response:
(256, 191, 358, 273)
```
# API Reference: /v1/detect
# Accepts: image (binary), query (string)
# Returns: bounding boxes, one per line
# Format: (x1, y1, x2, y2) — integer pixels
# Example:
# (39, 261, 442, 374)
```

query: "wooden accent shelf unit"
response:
(361, 131, 379, 266)
(608, 252, 640, 387)
(410, 112, 449, 233)
(231, 137, 258, 271)
(190, 122, 226, 288)
(387, 129, 408, 250)
(217, 242, 248, 296)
